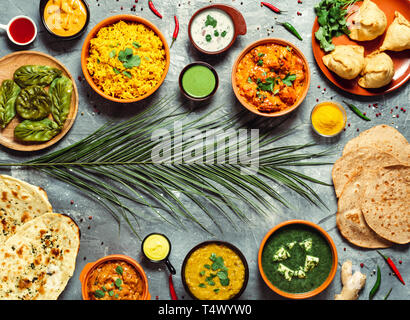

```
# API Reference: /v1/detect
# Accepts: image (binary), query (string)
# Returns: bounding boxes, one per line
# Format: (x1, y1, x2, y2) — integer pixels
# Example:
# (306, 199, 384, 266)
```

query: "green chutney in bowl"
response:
(179, 62, 219, 101)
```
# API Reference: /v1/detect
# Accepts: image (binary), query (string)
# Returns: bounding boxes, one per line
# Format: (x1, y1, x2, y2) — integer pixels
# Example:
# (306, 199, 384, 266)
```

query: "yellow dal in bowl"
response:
(184, 243, 246, 300)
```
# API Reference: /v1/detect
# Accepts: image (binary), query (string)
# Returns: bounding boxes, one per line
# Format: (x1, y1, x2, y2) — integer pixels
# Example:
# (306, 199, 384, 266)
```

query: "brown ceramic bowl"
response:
(79, 254, 151, 300)
(232, 38, 311, 117)
(258, 220, 338, 299)
(181, 240, 249, 300)
(81, 15, 170, 103)
(188, 4, 247, 55)
(178, 61, 219, 101)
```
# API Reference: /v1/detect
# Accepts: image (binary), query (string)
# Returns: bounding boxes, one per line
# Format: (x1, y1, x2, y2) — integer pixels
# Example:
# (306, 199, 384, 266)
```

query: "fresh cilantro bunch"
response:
(314, 0, 358, 52)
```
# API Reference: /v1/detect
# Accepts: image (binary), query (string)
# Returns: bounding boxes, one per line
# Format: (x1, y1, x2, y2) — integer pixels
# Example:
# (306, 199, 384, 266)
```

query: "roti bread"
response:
(0, 175, 52, 244)
(342, 125, 410, 164)
(361, 165, 410, 244)
(336, 170, 393, 248)
(332, 147, 401, 198)
(0, 212, 80, 300)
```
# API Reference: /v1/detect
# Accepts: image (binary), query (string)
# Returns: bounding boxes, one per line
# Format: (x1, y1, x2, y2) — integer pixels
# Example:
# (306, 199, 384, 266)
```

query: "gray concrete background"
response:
(0, 0, 408, 300)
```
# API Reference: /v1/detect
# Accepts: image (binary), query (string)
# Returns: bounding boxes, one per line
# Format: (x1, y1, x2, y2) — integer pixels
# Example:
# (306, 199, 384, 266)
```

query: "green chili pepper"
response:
(276, 22, 303, 41)
(343, 100, 371, 121)
(369, 266, 381, 300)
(384, 288, 392, 300)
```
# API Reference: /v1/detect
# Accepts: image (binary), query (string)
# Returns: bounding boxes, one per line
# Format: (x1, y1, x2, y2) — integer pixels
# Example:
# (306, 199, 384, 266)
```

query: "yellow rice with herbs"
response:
(86, 20, 166, 100)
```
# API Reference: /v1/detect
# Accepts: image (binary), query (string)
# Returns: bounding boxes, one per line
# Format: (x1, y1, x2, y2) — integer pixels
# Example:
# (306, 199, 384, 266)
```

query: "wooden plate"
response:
(0, 51, 78, 151)
(312, 0, 410, 96)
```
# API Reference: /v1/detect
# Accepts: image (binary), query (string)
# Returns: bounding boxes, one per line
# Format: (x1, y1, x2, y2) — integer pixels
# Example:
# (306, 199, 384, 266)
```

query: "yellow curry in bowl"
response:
(182, 242, 248, 300)
(235, 43, 307, 114)
(43, 0, 88, 37)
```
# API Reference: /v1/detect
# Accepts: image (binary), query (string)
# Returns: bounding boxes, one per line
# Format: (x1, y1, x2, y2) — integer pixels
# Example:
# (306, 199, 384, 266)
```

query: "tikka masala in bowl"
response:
(232, 38, 310, 117)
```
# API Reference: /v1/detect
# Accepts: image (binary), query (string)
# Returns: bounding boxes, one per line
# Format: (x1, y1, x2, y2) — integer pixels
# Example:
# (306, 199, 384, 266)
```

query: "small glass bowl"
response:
(310, 101, 347, 138)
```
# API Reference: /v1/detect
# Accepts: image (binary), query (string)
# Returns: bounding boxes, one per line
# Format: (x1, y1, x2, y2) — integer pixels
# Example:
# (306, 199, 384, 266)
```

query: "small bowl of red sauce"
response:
(0, 15, 37, 46)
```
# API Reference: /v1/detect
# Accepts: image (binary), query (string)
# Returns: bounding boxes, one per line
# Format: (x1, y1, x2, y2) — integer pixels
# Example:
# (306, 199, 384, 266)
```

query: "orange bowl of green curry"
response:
(258, 220, 338, 299)
(79, 254, 151, 300)
(232, 38, 310, 117)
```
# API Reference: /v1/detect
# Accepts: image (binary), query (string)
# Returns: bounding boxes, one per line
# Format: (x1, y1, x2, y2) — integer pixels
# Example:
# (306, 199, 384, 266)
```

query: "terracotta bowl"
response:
(258, 220, 338, 299)
(81, 15, 170, 103)
(79, 254, 151, 300)
(181, 240, 249, 300)
(188, 4, 247, 55)
(231, 38, 311, 117)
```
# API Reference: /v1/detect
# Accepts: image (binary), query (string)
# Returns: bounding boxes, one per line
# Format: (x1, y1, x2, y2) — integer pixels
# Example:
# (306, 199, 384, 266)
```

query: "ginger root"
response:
(334, 260, 366, 300)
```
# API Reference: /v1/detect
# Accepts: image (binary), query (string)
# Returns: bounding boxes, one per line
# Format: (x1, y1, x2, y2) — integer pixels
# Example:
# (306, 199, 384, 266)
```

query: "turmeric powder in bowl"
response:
(311, 102, 346, 137)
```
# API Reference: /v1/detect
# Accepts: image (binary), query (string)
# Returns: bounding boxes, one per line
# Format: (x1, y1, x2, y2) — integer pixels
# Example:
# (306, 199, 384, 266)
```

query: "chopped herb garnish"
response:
(258, 52, 266, 57)
(214, 288, 220, 293)
(204, 264, 211, 269)
(94, 290, 105, 298)
(115, 265, 123, 275)
(257, 77, 277, 92)
(257, 59, 264, 66)
(221, 31, 227, 37)
(118, 47, 141, 69)
(205, 34, 212, 42)
(286, 46, 291, 52)
(247, 77, 253, 83)
(205, 15, 217, 28)
(199, 270, 205, 276)
(122, 71, 132, 78)
(282, 73, 297, 87)
(132, 42, 141, 49)
(108, 290, 114, 297)
(109, 50, 116, 58)
(115, 278, 123, 288)
(214, 30, 219, 37)
(199, 283, 206, 288)
(113, 67, 120, 74)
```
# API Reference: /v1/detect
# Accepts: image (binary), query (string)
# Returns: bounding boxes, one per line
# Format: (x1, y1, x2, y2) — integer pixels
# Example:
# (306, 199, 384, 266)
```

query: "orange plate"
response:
(258, 220, 338, 299)
(81, 15, 170, 104)
(232, 38, 311, 117)
(312, 0, 410, 96)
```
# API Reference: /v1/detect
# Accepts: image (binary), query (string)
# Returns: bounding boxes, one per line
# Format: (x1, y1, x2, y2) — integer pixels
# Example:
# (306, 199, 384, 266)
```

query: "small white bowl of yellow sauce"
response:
(310, 101, 347, 138)
(40, 0, 90, 40)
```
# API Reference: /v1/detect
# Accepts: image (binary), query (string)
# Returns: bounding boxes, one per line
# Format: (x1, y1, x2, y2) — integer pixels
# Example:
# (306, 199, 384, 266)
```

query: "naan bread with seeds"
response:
(0, 213, 80, 300)
(336, 170, 393, 248)
(361, 165, 410, 244)
(0, 175, 52, 244)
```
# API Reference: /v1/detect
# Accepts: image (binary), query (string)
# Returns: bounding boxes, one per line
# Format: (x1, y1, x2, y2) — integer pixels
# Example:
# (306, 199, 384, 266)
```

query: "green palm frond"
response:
(0, 97, 332, 238)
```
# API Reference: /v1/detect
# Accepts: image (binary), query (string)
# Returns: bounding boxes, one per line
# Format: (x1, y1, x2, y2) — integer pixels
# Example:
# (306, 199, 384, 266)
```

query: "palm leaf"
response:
(0, 98, 332, 237)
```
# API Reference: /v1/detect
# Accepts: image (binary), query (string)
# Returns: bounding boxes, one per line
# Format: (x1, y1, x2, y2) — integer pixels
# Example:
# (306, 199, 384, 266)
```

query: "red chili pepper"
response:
(148, 0, 162, 19)
(169, 274, 178, 300)
(261, 2, 286, 14)
(170, 16, 179, 48)
(377, 251, 406, 285)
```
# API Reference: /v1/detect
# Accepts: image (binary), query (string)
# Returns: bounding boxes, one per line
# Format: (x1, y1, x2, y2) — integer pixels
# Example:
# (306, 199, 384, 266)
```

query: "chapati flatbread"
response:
(361, 165, 410, 244)
(342, 125, 410, 164)
(0, 213, 80, 300)
(336, 170, 393, 248)
(332, 147, 401, 198)
(0, 175, 52, 244)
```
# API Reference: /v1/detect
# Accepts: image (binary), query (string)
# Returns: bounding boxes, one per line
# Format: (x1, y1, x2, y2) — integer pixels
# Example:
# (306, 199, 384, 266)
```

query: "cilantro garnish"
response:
(257, 77, 276, 92)
(282, 73, 297, 87)
(314, 0, 359, 52)
(205, 15, 217, 28)
(118, 48, 141, 69)
(205, 34, 212, 42)
(221, 31, 227, 37)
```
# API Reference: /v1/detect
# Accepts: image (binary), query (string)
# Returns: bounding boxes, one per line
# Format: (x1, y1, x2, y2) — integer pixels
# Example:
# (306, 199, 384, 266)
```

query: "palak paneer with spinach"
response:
(261, 224, 333, 293)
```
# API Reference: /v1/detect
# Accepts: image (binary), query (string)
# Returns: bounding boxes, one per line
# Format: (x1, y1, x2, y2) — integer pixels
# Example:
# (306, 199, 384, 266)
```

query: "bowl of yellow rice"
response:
(81, 15, 170, 103)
